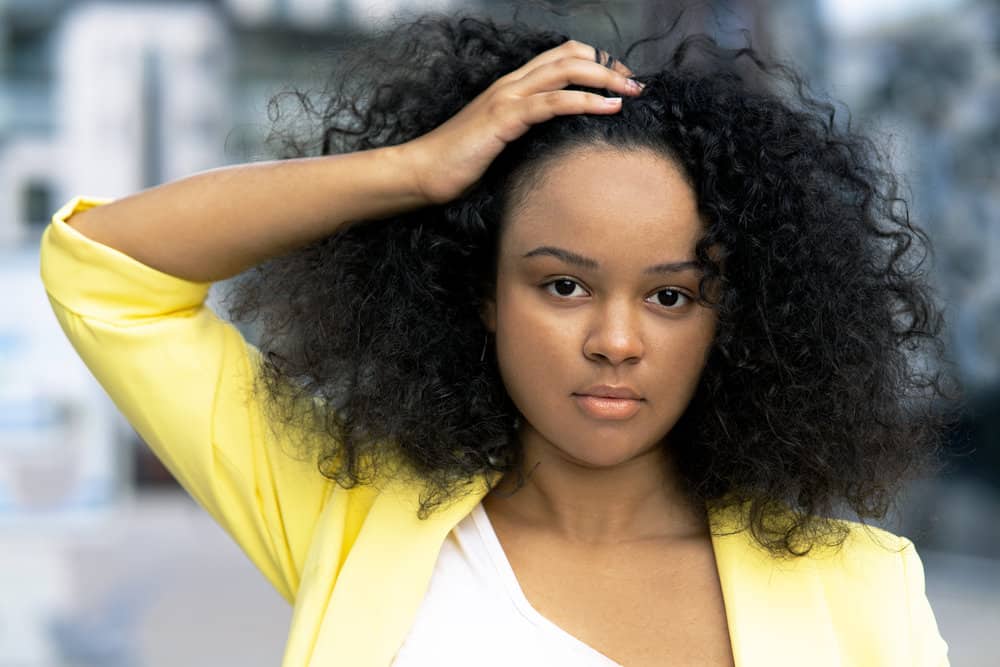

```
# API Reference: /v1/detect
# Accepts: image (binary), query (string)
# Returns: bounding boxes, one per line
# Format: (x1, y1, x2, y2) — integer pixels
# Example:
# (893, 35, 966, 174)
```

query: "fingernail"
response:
(604, 97, 622, 105)
(629, 79, 645, 90)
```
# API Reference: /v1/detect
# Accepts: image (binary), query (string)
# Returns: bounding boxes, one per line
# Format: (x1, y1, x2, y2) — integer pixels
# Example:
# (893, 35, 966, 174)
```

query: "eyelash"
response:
(541, 278, 692, 309)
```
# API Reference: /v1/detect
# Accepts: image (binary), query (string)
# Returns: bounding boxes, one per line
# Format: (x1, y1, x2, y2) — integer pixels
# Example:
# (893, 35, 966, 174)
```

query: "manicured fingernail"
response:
(604, 97, 622, 105)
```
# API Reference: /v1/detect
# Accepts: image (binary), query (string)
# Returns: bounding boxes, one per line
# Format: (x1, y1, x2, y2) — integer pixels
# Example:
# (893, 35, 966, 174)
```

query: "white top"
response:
(392, 502, 622, 666)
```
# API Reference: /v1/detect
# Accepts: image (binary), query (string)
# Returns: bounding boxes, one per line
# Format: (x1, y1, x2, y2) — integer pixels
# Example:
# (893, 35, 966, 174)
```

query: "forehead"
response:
(501, 146, 702, 262)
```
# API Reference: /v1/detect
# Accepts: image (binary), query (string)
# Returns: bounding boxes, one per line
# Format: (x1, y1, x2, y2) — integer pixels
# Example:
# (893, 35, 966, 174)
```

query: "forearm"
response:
(65, 145, 427, 282)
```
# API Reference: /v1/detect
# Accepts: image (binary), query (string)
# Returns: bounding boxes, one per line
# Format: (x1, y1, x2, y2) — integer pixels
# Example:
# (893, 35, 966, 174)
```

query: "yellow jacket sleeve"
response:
(39, 197, 332, 603)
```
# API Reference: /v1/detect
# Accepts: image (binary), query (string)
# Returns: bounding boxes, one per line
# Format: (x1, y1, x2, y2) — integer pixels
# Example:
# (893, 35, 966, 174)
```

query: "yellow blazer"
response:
(41, 197, 950, 666)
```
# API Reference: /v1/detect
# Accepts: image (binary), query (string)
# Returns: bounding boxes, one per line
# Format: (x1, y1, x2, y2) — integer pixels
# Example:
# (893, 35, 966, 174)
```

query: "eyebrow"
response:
(522, 245, 700, 275)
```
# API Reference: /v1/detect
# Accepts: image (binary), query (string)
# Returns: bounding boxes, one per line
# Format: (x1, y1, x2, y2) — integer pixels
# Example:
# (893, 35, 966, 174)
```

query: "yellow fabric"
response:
(40, 196, 950, 666)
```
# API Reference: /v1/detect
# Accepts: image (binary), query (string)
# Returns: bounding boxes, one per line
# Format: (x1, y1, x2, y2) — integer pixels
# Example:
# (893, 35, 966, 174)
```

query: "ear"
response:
(480, 298, 497, 333)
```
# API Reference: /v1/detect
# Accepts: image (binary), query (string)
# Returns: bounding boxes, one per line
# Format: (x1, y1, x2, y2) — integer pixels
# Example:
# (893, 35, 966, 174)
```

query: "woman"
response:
(41, 11, 953, 666)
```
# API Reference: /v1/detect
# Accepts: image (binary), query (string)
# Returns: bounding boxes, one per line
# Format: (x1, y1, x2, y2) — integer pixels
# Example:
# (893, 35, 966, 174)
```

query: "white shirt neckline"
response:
(467, 502, 623, 666)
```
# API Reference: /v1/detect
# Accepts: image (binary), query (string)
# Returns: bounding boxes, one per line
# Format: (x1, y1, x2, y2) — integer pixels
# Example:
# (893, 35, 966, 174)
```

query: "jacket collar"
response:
(308, 474, 492, 665)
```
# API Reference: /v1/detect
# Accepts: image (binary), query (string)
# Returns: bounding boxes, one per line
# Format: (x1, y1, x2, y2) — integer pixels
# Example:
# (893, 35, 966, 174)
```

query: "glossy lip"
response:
(572, 385, 644, 420)
(576, 384, 642, 400)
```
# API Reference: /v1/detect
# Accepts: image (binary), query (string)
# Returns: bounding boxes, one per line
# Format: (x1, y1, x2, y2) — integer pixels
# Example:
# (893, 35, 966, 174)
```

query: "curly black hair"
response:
(222, 9, 960, 558)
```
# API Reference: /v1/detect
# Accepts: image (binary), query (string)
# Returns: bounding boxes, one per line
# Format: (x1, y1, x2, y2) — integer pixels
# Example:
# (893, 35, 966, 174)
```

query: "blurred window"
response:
(22, 179, 53, 228)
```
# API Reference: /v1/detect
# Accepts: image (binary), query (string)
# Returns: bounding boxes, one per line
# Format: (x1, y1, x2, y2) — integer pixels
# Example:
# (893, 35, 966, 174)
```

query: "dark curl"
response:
(223, 11, 959, 558)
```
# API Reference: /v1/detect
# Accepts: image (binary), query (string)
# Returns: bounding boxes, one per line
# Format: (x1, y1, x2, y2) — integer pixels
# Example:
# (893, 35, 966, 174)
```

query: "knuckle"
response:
(486, 95, 507, 119)
(559, 57, 587, 76)
(541, 91, 562, 110)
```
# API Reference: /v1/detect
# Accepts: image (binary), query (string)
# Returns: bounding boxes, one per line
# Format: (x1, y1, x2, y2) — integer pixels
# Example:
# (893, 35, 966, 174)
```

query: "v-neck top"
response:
(392, 502, 621, 666)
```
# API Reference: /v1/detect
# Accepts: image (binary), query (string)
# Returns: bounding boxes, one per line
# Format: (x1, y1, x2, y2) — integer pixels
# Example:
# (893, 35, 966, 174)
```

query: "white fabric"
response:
(392, 502, 622, 666)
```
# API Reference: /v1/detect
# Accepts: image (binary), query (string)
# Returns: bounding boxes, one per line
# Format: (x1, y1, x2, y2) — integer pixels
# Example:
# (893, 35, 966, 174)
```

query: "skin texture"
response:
(477, 145, 736, 666)
(481, 146, 717, 543)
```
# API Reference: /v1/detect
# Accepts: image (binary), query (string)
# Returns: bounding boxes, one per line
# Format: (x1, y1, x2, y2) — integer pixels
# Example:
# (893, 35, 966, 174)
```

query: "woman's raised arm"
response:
(65, 39, 641, 283)
(65, 147, 427, 282)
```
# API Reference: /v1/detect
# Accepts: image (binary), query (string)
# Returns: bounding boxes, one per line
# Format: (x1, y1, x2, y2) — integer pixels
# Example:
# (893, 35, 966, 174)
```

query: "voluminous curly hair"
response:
(223, 9, 959, 558)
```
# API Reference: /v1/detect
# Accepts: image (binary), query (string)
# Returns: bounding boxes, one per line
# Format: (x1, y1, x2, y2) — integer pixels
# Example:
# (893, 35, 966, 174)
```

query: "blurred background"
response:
(1, 0, 997, 665)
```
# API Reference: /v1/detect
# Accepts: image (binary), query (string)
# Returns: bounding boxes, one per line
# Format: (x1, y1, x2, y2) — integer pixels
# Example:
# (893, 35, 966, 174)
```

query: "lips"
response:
(576, 384, 642, 400)
(572, 385, 643, 420)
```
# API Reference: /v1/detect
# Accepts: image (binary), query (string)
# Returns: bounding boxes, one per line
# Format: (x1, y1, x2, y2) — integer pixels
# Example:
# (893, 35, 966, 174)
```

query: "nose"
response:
(582, 299, 644, 365)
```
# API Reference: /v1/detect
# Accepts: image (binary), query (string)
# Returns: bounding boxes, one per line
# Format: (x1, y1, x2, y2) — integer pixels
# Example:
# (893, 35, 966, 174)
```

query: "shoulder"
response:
(774, 518, 946, 664)
(711, 501, 921, 592)
(708, 499, 915, 565)
(807, 521, 928, 619)
(826, 517, 915, 563)
(801, 519, 918, 596)
(711, 503, 948, 663)
(808, 519, 949, 665)
(764, 514, 920, 583)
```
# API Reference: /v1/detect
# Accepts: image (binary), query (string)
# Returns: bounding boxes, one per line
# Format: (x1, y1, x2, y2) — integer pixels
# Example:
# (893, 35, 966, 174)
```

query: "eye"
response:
(543, 278, 588, 298)
(646, 288, 691, 309)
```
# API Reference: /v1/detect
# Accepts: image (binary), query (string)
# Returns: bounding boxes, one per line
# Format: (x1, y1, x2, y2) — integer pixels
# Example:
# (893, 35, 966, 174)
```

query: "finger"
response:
(503, 39, 633, 83)
(508, 56, 642, 100)
(516, 90, 625, 126)
(555, 40, 634, 77)
(593, 47, 634, 78)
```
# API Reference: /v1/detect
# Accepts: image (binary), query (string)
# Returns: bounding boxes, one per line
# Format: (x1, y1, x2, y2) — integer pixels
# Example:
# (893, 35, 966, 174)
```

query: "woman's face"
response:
(482, 146, 717, 468)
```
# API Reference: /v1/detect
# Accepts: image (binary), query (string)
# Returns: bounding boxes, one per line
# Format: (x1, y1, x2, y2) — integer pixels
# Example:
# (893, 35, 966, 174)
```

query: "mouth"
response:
(571, 393, 644, 420)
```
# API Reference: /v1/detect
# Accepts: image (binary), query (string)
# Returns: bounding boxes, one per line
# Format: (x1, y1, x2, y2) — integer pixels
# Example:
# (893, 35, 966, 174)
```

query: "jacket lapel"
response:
(308, 475, 491, 666)
(709, 505, 843, 667)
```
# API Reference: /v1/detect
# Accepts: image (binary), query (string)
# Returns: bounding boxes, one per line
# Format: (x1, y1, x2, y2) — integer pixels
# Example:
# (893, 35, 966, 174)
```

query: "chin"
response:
(558, 437, 659, 469)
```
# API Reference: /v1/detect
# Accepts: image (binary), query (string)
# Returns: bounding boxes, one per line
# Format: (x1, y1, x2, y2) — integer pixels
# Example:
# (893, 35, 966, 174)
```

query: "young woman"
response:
(41, 12, 954, 667)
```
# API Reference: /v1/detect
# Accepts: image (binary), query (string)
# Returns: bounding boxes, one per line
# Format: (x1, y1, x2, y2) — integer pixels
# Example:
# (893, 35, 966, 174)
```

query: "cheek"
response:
(656, 312, 716, 394)
(492, 284, 574, 404)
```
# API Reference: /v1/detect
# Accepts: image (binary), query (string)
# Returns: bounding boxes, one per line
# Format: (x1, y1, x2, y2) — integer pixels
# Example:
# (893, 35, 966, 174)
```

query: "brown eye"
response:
(554, 280, 575, 296)
(648, 289, 690, 308)
(544, 279, 586, 297)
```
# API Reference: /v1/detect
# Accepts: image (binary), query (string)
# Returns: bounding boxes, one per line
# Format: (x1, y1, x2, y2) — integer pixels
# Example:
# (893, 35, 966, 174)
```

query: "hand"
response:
(399, 40, 643, 206)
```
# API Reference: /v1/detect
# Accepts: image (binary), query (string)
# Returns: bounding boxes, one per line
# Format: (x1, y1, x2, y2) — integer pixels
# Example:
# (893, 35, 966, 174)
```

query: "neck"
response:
(483, 427, 708, 545)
